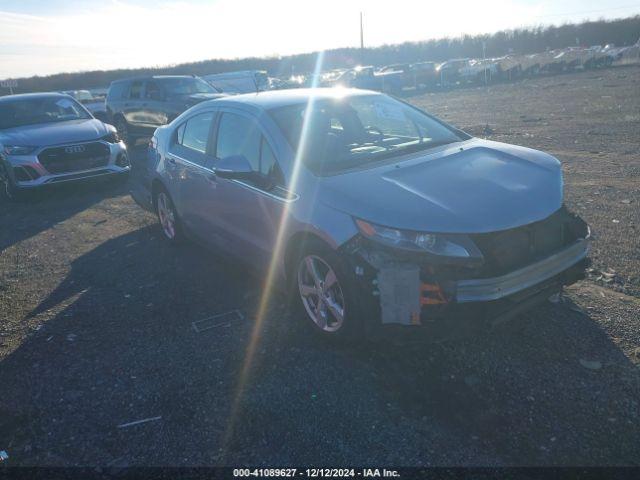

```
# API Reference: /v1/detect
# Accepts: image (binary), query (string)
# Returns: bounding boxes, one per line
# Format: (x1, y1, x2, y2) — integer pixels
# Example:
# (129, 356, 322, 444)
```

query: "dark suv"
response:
(106, 75, 224, 146)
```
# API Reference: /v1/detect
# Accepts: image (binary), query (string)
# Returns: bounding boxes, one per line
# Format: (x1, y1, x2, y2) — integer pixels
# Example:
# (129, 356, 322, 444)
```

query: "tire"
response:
(290, 239, 364, 341)
(0, 163, 27, 202)
(114, 116, 134, 147)
(154, 187, 184, 244)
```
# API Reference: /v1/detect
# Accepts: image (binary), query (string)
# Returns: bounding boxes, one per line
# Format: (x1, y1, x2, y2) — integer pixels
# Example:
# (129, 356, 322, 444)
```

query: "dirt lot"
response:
(1, 66, 639, 467)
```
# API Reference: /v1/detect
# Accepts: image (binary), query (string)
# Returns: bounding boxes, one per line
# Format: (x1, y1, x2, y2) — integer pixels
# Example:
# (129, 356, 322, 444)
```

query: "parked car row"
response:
(275, 40, 640, 92)
(434, 42, 640, 86)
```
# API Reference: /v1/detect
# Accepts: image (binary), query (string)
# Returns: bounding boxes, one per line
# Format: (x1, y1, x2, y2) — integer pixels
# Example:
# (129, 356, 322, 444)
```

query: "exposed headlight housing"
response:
(3, 145, 37, 155)
(101, 131, 121, 143)
(355, 218, 478, 258)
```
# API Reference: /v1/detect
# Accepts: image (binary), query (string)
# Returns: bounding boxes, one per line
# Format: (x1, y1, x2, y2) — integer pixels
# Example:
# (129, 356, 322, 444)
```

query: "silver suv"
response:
(0, 92, 129, 199)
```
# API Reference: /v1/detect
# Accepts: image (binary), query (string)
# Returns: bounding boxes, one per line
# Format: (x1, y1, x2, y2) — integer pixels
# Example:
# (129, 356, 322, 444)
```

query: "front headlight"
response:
(355, 218, 473, 258)
(101, 131, 121, 143)
(3, 145, 37, 155)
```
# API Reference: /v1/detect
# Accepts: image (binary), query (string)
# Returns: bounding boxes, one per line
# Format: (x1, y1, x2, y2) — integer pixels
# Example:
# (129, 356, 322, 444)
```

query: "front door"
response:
(143, 80, 169, 127)
(208, 110, 288, 272)
(123, 80, 145, 128)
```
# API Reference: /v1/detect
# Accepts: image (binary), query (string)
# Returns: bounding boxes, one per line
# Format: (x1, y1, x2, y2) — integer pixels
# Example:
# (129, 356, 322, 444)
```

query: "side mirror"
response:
(214, 155, 254, 180)
(215, 155, 276, 190)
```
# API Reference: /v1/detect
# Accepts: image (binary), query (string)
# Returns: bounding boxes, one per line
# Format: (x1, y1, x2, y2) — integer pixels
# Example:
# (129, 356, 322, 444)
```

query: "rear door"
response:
(165, 111, 218, 243)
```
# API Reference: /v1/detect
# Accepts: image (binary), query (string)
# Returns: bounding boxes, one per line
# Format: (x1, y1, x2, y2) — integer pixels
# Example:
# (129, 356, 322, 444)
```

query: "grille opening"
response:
(471, 206, 588, 278)
(38, 142, 110, 174)
(116, 153, 129, 167)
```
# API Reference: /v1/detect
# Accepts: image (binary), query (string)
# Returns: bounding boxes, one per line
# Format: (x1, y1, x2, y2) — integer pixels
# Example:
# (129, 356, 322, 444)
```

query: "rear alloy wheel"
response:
(297, 254, 347, 334)
(155, 190, 182, 243)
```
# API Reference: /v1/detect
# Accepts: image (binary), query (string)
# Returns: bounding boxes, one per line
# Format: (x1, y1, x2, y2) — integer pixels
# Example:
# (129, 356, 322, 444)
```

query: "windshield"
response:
(67, 90, 94, 102)
(270, 94, 466, 174)
(162, 77, 217, 96)
(0, 96, 91, 129)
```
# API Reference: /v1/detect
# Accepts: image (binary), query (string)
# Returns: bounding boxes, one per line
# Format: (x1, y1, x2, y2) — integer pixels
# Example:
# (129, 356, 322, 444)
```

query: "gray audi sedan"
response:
(0, 92, 129, 198)
(133, 88, 590, 339)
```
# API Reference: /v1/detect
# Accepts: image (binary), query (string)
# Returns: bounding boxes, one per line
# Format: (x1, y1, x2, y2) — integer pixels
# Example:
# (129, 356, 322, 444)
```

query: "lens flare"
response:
(221, 51, 327, 457)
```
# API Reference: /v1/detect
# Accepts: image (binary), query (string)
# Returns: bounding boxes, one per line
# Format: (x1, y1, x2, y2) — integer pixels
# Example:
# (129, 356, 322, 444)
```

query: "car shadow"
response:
(0, 175, 129, 254)
(1, 225, 638, 466)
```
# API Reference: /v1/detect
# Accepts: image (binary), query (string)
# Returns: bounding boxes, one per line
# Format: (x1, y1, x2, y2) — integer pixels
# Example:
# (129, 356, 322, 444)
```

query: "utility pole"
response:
(360, 12, 364, 50)
(482, 41, 487, 86)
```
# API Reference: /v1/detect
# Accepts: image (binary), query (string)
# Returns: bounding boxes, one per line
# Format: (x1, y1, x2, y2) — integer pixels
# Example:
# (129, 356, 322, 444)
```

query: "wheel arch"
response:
(151, 178, 168, 209)
(284, 231, 337, 284)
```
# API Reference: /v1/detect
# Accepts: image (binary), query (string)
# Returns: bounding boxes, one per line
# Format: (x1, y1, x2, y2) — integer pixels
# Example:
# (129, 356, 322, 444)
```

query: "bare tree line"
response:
(2, 15, 639, 93)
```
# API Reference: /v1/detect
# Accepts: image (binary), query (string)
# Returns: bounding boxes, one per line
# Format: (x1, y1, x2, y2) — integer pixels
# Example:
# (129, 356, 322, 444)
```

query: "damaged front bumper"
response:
(343, 210, 591, 328)
(456, 238, 589, 303)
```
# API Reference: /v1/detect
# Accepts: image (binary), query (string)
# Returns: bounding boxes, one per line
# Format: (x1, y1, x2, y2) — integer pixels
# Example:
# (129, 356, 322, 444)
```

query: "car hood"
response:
(318, 139, 563, 234)
(0, 119, 110, 147)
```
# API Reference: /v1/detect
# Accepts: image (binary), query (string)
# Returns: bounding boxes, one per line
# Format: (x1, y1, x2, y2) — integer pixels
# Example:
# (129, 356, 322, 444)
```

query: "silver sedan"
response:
(134, 88, 590, 340)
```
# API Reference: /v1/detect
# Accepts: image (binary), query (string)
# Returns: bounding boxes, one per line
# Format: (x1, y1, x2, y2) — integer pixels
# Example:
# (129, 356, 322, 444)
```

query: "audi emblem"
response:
(64, 145, 86, 154)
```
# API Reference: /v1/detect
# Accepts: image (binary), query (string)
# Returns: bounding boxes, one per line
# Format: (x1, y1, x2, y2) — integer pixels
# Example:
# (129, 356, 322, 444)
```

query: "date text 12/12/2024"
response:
(233, 468, 401, 478)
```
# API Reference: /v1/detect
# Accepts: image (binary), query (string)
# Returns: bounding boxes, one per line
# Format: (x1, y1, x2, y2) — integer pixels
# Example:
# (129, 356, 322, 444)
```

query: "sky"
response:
(0, 0, 639, 79)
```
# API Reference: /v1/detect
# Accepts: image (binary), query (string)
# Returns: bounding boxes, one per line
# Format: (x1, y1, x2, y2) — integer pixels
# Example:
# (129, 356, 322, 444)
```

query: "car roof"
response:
(0, 92, 70, 103)
(111, 75, 197, 84)
(199, 87, 381, 110)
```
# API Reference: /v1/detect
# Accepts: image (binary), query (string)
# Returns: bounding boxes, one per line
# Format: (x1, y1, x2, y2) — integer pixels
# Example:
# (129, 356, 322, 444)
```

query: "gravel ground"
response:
(0, 66, 639, 467)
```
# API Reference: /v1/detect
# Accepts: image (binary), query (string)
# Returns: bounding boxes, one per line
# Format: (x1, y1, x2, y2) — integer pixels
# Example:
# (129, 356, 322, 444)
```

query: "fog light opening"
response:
(420, 282, 450, 306)
(116, 153, 130, 167)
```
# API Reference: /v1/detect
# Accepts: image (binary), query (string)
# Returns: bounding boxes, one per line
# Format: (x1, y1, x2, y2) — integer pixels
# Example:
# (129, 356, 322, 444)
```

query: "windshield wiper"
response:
(385, 139, 457, 157)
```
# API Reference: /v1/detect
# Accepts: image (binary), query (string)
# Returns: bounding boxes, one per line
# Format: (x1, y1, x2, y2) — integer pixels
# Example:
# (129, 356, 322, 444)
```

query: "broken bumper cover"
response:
(456, 238, 590, 302)
(347, 233, 590, 327)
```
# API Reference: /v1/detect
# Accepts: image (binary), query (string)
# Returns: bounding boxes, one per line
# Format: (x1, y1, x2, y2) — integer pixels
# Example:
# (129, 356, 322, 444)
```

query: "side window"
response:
(215, 113, 260, 172)
(176, 123, 186, 145)
(108, 82, 127, 101)
(129, 81, 143, 99)
(260, 138, 284, 186)
(178, 113, 214, 154)
(145, 81, 162, 100)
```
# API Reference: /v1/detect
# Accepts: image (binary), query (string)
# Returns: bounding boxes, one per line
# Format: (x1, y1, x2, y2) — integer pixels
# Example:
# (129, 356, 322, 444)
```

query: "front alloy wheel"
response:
(297, 255, 346, 333)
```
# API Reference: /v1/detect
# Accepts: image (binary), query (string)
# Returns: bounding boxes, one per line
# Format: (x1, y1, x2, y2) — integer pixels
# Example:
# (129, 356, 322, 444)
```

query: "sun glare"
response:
(221, 51, 328, 457)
